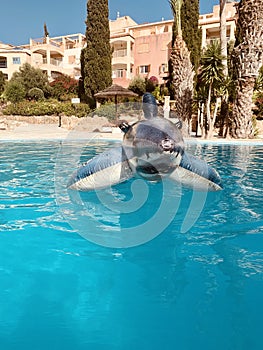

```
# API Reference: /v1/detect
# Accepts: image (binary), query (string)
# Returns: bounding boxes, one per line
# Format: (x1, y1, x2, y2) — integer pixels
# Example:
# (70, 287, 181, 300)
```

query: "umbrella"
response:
(94, 84, 138, 118)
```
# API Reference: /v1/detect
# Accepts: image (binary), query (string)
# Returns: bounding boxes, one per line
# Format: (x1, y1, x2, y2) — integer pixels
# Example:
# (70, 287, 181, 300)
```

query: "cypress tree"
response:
(181, 0, 201, 72)
(44, 23, 49, 37)
(81, 0, 112, 106)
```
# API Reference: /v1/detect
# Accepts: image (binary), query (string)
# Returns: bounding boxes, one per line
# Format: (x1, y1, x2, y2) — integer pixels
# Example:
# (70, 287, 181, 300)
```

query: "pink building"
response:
(110, 17, 173, 87)
(110, 2, 237, 87)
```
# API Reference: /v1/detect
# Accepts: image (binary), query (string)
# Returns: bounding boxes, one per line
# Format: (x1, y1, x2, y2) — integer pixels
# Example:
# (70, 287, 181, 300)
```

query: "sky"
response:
(0, 0, 220, 46)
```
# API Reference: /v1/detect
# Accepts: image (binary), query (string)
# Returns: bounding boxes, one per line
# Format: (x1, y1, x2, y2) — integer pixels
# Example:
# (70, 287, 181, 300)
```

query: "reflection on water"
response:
(0, 141, 263, 349)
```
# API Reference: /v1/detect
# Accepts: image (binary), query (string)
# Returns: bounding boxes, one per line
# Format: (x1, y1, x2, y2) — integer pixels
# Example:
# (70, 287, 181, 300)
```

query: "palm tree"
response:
(168, 0, 194, 135)
(231, 0, 263, 138)
(198, 41, 225, 138)
(218, 0, 229, 136)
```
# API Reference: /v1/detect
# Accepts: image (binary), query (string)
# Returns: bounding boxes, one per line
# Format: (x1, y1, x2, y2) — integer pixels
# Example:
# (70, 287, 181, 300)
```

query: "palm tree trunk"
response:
(220, 93, 229, 137)
(231, 77, 255, 138)
(168, 0, 194, 137)
(206, 83, 213, 138)
(198, 101, 205, 137)
(232, 0, 263, 138)
(169, 36, 194, 136)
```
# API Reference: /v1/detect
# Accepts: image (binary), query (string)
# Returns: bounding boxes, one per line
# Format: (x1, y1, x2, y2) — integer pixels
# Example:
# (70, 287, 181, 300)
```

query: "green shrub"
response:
(2, 100, 90, 117)
(92, 103, 116, 121)
(27, 87, 45, 101)
(72, 103, 91, 118)
(128, 76, 146, 96)
(93, 102, 141, 121)
(4, 81, 26, 103)
(152, 86, 162, 102)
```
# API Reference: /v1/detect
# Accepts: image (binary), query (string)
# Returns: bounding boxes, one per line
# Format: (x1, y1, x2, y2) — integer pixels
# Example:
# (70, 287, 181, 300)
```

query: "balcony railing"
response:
(112, 49, 127, 58)
(42, 58, 63, 66)
(31, 37, 62, 49)
(205, 37, 231, 46)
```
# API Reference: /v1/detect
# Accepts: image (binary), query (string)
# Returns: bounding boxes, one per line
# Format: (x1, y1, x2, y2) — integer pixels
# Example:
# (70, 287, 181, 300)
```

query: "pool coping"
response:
(0, 126, 263, 146)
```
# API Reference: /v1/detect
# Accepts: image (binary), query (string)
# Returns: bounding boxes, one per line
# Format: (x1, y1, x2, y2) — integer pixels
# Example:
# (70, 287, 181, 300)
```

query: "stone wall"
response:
(0, 115, 109, 132)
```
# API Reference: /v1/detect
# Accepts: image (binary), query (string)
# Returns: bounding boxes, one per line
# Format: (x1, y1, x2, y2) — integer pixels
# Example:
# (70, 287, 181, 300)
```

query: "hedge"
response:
(3, 100, 90, 118)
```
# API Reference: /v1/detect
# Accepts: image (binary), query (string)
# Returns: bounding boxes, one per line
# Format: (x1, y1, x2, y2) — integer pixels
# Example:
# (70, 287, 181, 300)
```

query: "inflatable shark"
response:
(68, 93, 222, 192)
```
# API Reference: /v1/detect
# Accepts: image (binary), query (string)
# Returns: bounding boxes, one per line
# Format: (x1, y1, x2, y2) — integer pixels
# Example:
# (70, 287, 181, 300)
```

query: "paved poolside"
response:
(0, 124, 123, 141)
(0, 123, 262, 145)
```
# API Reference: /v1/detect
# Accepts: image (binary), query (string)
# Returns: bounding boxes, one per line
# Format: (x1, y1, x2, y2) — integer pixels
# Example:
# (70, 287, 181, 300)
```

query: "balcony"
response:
(42, 58, 63, 67)
(30, 37, 64, 56)
(112, 49, 134, 65)
(33, 57, 64, 76)
(112, 49, 127, 58)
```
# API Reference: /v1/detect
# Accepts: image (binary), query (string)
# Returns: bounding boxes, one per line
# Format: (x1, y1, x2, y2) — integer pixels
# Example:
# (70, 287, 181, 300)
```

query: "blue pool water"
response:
(0, 140, 263, 350)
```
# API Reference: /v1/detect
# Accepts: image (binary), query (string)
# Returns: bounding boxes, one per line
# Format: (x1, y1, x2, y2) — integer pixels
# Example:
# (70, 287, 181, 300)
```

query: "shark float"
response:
(68, 93, 222, 192)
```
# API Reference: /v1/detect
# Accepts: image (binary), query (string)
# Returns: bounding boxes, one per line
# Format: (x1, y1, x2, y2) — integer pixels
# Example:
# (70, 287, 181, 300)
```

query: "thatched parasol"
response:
(94, 84, 138, 118)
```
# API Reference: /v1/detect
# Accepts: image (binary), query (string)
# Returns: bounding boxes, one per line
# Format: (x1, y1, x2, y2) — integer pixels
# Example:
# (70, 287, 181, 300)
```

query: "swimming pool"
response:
(0, 140, 263, 349)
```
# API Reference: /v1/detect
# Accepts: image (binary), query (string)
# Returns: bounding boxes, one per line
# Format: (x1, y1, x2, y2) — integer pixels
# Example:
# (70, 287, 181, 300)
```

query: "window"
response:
(12, 57, 21, 65)
(139, 65, 150, 74)
(160, 63, 168, 74)
(112, 69, 125, 78)
(0, 56, 7, 68)
(117, 69, 125, 78)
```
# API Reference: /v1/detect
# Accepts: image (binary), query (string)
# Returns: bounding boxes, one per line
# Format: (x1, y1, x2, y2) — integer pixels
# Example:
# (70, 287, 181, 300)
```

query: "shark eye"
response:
(160, 138, 175, 151)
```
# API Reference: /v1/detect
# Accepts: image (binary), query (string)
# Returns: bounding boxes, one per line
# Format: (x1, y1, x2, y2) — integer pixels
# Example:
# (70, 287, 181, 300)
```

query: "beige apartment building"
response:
(0, 33, 85, 81)
(0, 2, 237, 86)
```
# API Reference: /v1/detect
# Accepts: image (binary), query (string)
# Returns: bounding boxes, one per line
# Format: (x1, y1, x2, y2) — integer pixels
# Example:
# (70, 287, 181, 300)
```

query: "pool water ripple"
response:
(0, 141, 263, 350)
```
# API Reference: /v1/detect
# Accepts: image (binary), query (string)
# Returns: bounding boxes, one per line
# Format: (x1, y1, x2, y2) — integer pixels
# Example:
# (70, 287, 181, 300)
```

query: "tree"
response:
(181, 0, 201, 72)
(0, 71, 6, 95)
(168, 0, 194, 135)
(198, 41, 225, 138)
(44, 22, 49, 37)
(231, 0, 263, 138)
(81, 0, 112, 107)
(11, 63, 50, 98)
